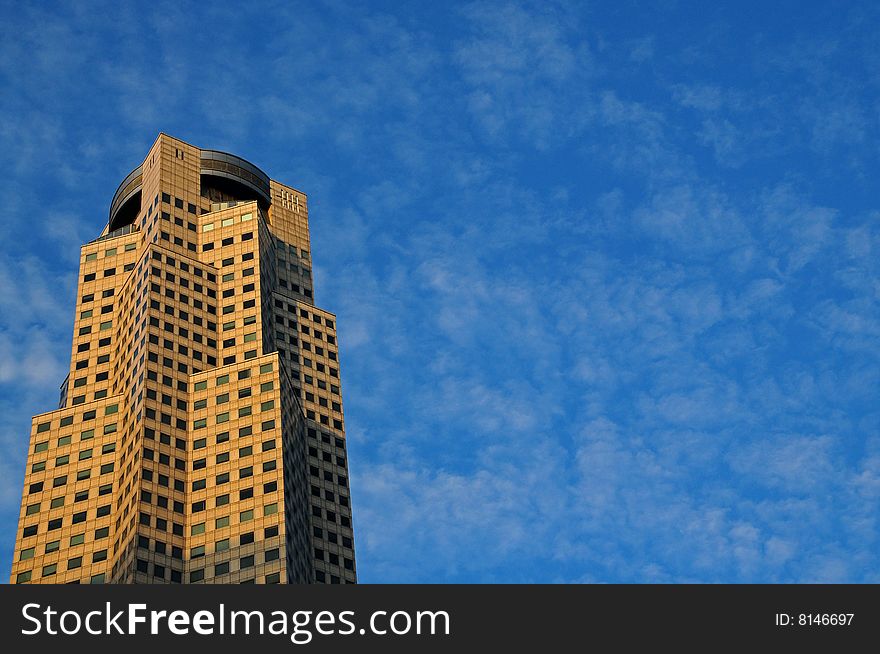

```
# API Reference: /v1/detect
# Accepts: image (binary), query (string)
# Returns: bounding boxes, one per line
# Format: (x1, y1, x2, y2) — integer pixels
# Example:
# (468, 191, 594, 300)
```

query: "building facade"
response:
(10, 134, 357, 584)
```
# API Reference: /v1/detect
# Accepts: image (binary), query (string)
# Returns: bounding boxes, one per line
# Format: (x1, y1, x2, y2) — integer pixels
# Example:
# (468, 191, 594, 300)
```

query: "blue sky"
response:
(1, 0, 879, 582)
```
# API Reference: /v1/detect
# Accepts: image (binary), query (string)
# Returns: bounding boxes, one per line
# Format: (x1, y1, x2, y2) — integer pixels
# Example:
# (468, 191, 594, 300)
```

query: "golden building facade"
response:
(10, 134, 357, 584)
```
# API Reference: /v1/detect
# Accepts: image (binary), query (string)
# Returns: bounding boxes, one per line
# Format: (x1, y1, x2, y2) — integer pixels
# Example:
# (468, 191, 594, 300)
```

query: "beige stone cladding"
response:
(11, 134, 357, 584)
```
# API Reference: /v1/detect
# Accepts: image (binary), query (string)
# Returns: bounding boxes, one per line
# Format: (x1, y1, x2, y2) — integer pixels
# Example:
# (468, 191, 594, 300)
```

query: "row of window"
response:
(25, 483, 112, 517)
(31, 442, 116, 472)
(72, 352, 111, 370)
(191, 362, 274, 392)
(272, 298, 335, 329)
(134, 558, 281, 584)
(148, 289, 217, 316)
(23, 505, 111, 535)
(149, 250, 218, 282)
(20, 525, 110, 561)
(16, 561, 107, 584)
(314, 548, 354, 569)
(145, 343, 216, 369)
(188, 551, 279, 581)
(33, 403, 119, 435)
(20, 498, 114, 538)
(161, 191, 198, 215)
(203, 231, 253, 252)
(81, 287, 115, 304)
(150, 268, 217, 297)
(27, 461, 115, 496)
(82, 262, 135, 282)
(312, 504, 352, 528)
(138, 525, 280, 563)
(202, 212, 253, 233)
(277, 277, 311, 296)
(83, 241, 137, 262)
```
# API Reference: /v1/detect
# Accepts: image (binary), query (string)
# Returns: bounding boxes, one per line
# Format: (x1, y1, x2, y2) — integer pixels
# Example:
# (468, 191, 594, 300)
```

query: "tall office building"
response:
(10, 134, 357, 584)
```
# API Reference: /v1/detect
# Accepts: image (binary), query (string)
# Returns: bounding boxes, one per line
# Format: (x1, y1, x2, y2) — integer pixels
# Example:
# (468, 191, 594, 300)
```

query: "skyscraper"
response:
(10, 134, 357, 584)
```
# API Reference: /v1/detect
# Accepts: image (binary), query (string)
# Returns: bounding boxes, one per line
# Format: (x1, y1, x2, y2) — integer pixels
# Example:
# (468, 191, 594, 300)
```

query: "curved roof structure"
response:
(108, 149, 272, 230)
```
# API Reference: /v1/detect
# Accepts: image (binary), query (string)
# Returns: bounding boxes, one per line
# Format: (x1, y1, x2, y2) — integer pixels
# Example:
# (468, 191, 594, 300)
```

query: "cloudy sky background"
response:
(1, 0, 879, 582)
